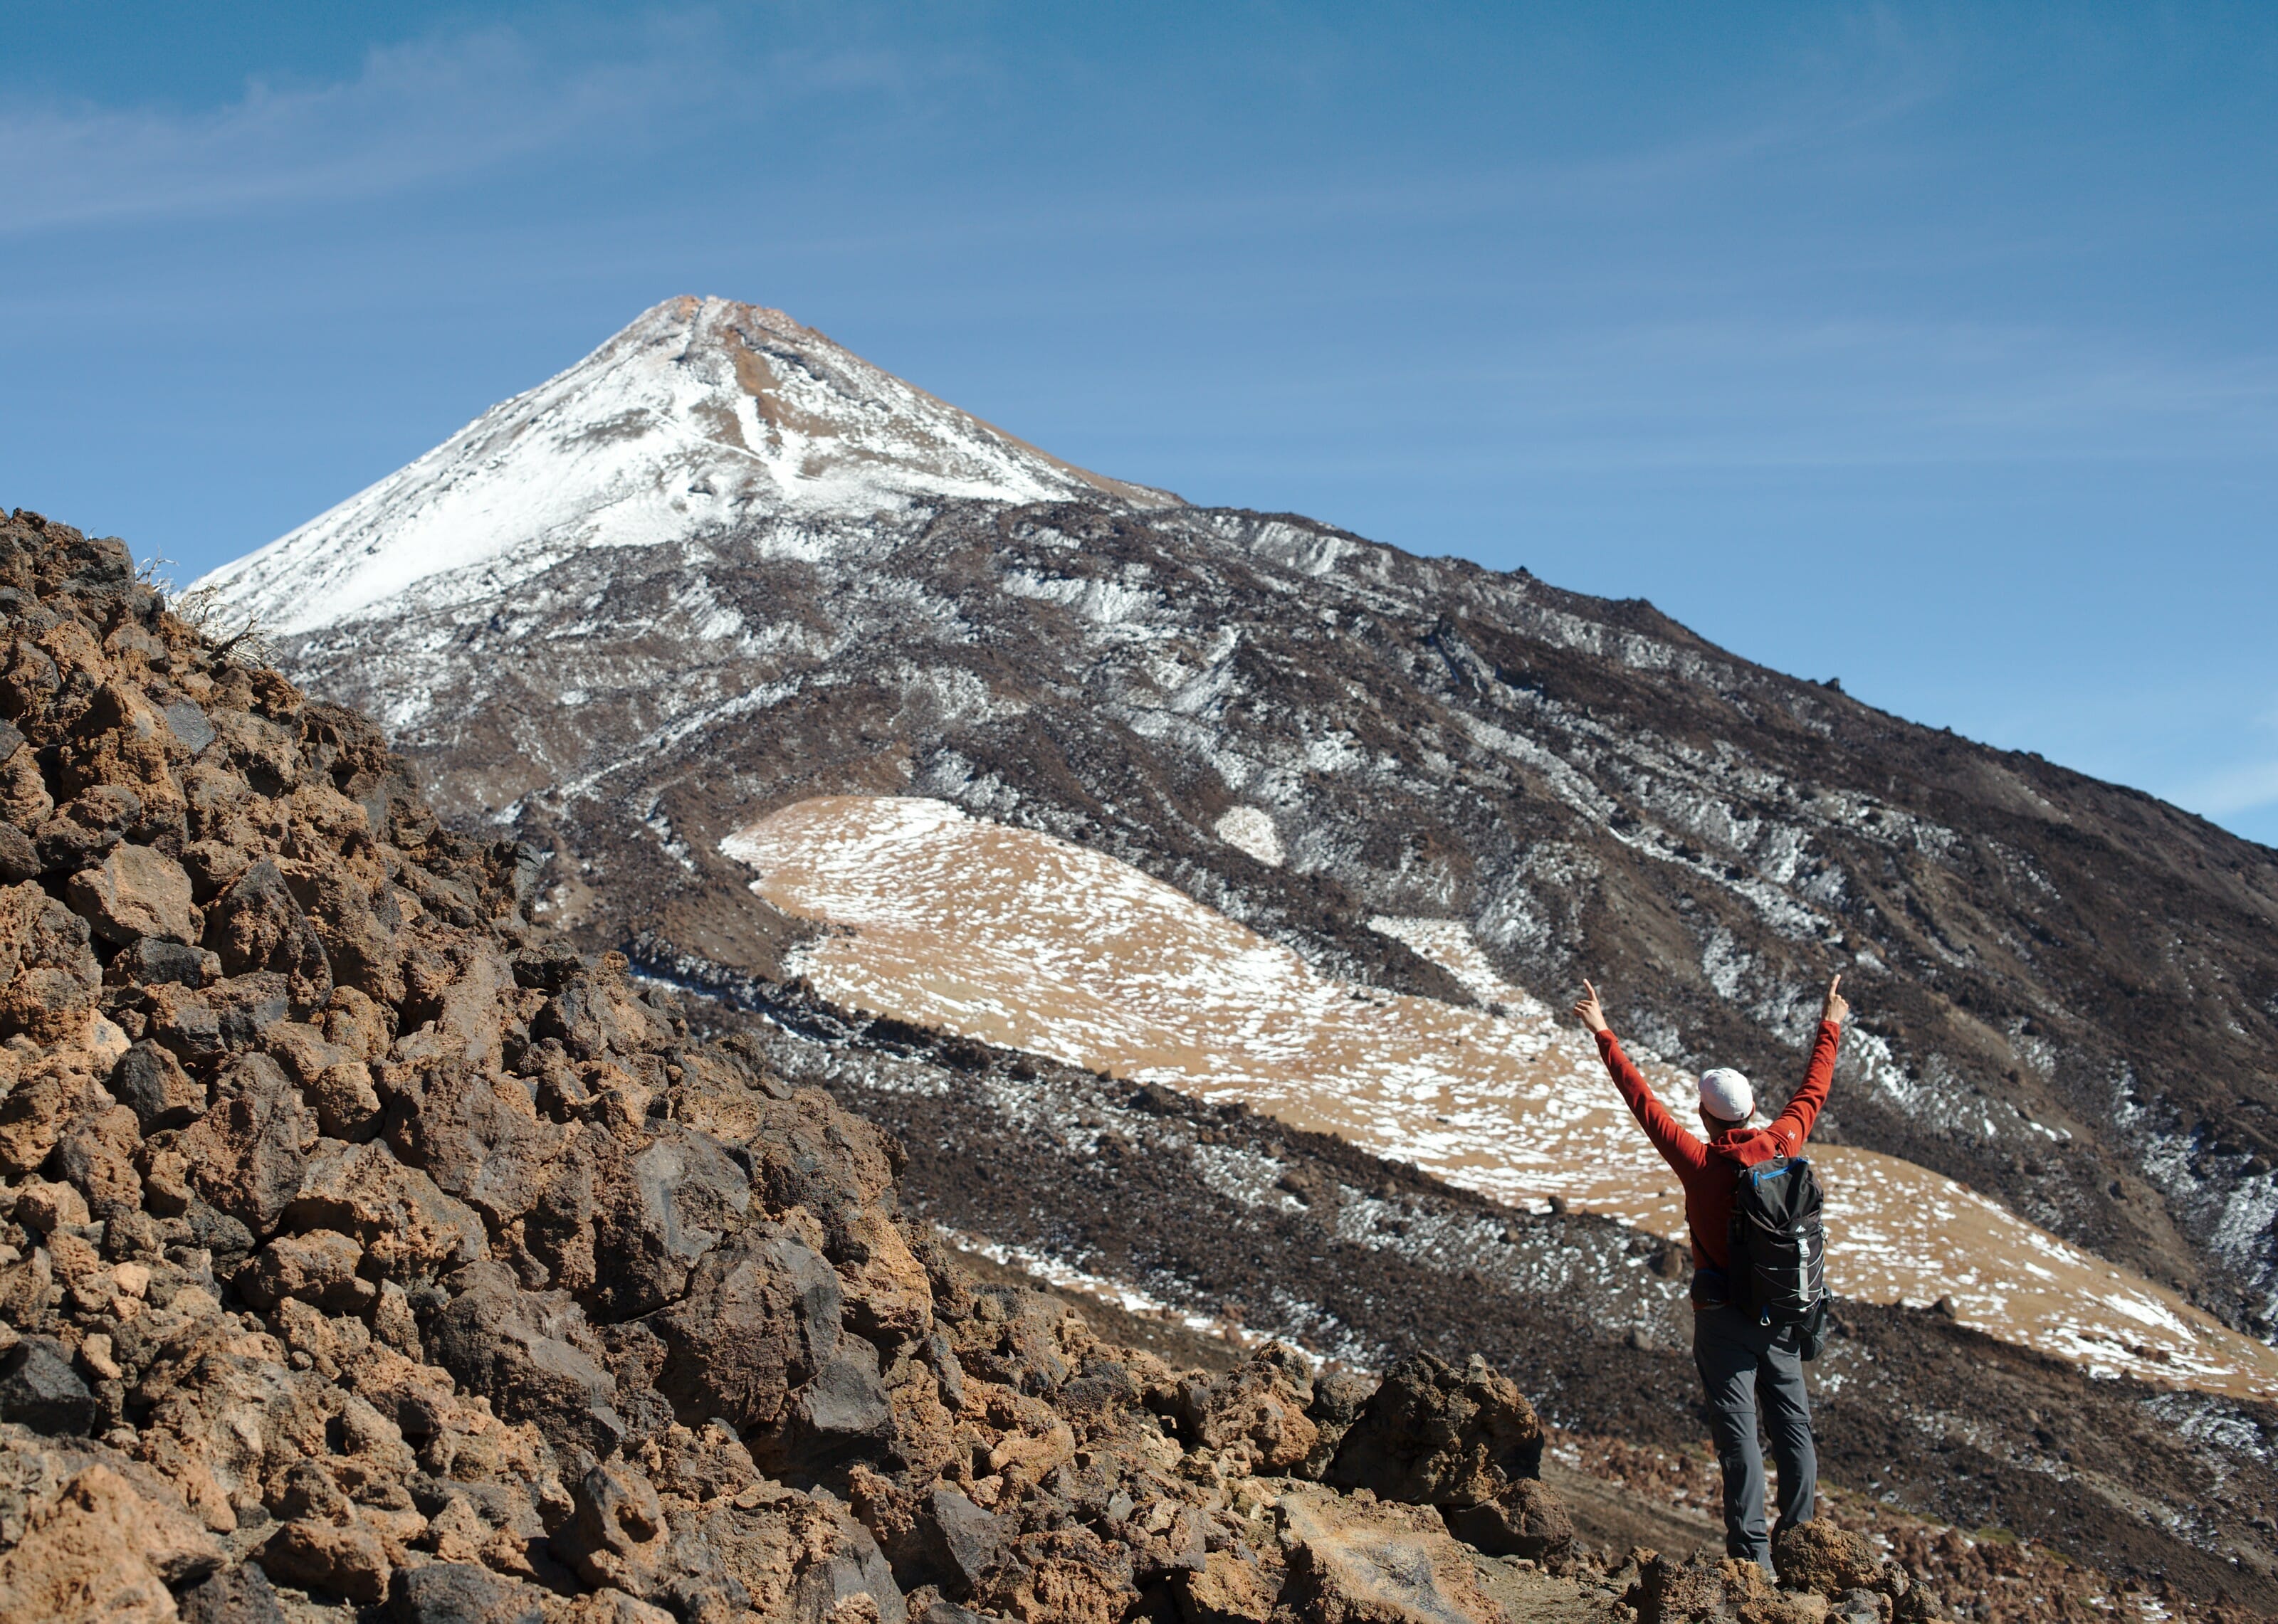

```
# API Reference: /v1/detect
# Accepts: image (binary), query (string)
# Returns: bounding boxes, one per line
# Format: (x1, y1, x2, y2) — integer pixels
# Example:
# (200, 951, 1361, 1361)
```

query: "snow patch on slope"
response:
(1368, 914, 1553, 1020)
(1214, 806, 1284, 867)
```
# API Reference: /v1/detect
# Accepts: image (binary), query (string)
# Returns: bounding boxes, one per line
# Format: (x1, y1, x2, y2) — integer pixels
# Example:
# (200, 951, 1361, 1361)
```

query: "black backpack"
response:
(1728, 1155, 1830, 1359)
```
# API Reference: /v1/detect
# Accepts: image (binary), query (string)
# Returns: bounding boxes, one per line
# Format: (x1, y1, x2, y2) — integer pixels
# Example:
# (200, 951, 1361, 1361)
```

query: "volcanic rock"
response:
(1328, 1349, 1546, 1502)
(1176, 1341, 1319, 1475)
(1627, 1553, 1819, 1624)
(647, 1220, 842, 1433)
(0, 1450, 221, 1622)
(1273, 1483, 1509, 1624)
(389, 1559, 550, 1623)
(1439, 1477, 1575, 1561)
(65, 843, 195, 948)
(0, 878, 100, 1044)
(177, 1561, 288, 1624)
(0, 1337, 95, 1435)
(919, 1482, 1006, 1592)
(1774, 1520, 1886, 1598)
(109, 1039, 205, 1134)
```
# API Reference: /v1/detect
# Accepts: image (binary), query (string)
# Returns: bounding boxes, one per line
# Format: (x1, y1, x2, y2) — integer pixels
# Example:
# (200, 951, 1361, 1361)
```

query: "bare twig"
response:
(133, 551, 177, 592)
(169, 581, 278, 669)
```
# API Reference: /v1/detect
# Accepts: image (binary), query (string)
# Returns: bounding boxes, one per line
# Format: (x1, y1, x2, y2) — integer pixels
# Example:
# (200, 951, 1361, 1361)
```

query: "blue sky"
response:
(5, 3, 2276, 841)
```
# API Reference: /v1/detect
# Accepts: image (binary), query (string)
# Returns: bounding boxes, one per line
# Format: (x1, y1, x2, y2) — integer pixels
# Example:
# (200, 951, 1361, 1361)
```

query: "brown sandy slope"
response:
(724, 793, 2276, 1403)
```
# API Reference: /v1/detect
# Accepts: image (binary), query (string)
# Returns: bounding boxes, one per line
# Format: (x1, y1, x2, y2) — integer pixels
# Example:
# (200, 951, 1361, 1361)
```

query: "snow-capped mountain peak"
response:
(196, 295, 1179, 633)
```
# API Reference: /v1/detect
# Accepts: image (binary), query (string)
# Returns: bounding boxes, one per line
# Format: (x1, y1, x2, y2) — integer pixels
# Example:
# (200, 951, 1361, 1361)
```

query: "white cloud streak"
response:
(2178, 759, 2278, 818)
(0, 28, 693, 234)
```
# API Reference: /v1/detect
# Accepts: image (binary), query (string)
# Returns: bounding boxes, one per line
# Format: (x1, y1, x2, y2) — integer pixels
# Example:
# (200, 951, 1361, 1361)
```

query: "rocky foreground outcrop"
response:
(0, 504, 1956, 1623)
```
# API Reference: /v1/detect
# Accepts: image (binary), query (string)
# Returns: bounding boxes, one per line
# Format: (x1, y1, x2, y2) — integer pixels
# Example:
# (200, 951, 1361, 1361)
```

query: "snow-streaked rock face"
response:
(726, 793, 2278, 1401)
(195, 295, 1177, 633)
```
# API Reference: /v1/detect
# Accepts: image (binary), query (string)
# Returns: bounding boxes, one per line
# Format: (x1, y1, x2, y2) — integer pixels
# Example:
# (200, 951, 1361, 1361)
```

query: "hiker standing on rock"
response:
(1572, 974, 1849, 1575)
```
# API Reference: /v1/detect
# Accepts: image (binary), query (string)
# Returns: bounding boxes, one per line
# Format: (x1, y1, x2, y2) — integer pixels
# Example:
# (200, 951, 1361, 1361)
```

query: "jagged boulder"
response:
(0, 1338, 95, 1435)
(177, 1561, 288, 1624)
(920, 1482, 1007, 1593)
(0, 880, 100, 1043)
(1298, 1368, 1374, 1479)
(967, 1524, 1136, 1624)
(1773, 1522, 1931, 1620)
(1177, 1546, 1282, 1623)
(557, 1450, 904, 1620)
(236, 1227, 369, 1313)
(0, 819, 38, 885)
(427, 1260, 627, 1467)
(1774, 1521, 1882, 1596)
(1274, 1483, 1510, 1624)
(65, 843, 195, 948)
(1439, 1476, 1574, 1561)
(1329, 1351, 1545, 1505)
(1176, 1341, 1320, 1475)
(649, 1221, 843, 1432)
(0, 1452, 221, 1623)
(201, 858, 331, 1011)
(109, 1038, 204, 1134)
(515, 1118, 750, 1319)
(1326, 1350, 1571, 1559)
(283, 1136, 485, 1280)
(174, 1051, 315, 1235)
(389, 1560, 550, 1624)
(1628, 1554, 1825, 1624)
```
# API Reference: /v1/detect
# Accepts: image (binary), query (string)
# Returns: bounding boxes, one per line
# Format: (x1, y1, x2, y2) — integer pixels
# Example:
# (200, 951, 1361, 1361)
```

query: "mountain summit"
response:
(201, 295, 1178, 634)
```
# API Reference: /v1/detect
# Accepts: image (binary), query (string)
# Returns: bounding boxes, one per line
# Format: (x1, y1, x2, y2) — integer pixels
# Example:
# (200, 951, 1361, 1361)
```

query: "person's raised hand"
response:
(1573, 980, 1610, 1035)
(1822, 974, 1849, 1027)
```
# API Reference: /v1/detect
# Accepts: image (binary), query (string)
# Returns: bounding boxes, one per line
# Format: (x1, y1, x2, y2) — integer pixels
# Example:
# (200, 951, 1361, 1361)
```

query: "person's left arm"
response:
(1574, 981, 1706, 1174)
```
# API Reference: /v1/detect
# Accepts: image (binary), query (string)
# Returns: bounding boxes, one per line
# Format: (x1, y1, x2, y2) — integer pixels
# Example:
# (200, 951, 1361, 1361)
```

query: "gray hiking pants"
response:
(1693, 1304, 1817, 1570)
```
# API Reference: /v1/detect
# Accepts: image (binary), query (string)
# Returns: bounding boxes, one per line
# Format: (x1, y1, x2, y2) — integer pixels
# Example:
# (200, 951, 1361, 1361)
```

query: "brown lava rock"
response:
(1326, 1349, 1570, 1560)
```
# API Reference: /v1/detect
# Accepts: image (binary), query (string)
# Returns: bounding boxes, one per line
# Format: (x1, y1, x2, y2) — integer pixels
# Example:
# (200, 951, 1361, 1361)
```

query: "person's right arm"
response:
(1573, 981, 1705, 1174)
(1768, 974, 1848, 1154)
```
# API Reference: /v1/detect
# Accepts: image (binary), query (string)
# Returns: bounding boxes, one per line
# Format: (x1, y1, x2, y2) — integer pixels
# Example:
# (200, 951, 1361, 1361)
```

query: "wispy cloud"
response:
(2175, 758, 2278, 818)
(0, 3, 1032, 242)
(2174, 692, 2278, 819)
(0, 26, 695, 234)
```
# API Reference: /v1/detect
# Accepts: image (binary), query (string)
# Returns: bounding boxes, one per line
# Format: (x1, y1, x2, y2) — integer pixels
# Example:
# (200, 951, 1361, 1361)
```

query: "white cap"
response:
(1698, 1067, 1753, 1124)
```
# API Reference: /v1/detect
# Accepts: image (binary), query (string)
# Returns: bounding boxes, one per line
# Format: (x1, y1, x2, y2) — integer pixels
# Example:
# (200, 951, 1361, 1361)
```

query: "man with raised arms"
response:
(1572, 974, 1849, 1573)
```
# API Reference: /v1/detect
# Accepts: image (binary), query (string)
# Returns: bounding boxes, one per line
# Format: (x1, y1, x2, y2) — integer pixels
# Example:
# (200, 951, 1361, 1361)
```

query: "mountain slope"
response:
(194, 297, 2278, 1349)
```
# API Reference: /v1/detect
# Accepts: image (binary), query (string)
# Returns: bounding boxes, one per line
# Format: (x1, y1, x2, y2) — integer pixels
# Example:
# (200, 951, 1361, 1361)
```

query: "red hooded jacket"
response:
(1594, 1021, 1842, 1277)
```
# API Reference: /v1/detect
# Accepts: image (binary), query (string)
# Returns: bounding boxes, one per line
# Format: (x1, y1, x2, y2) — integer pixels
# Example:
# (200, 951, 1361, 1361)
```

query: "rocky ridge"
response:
(192, 300, 2278, 1343)
(0, 508, 2012, 1622)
